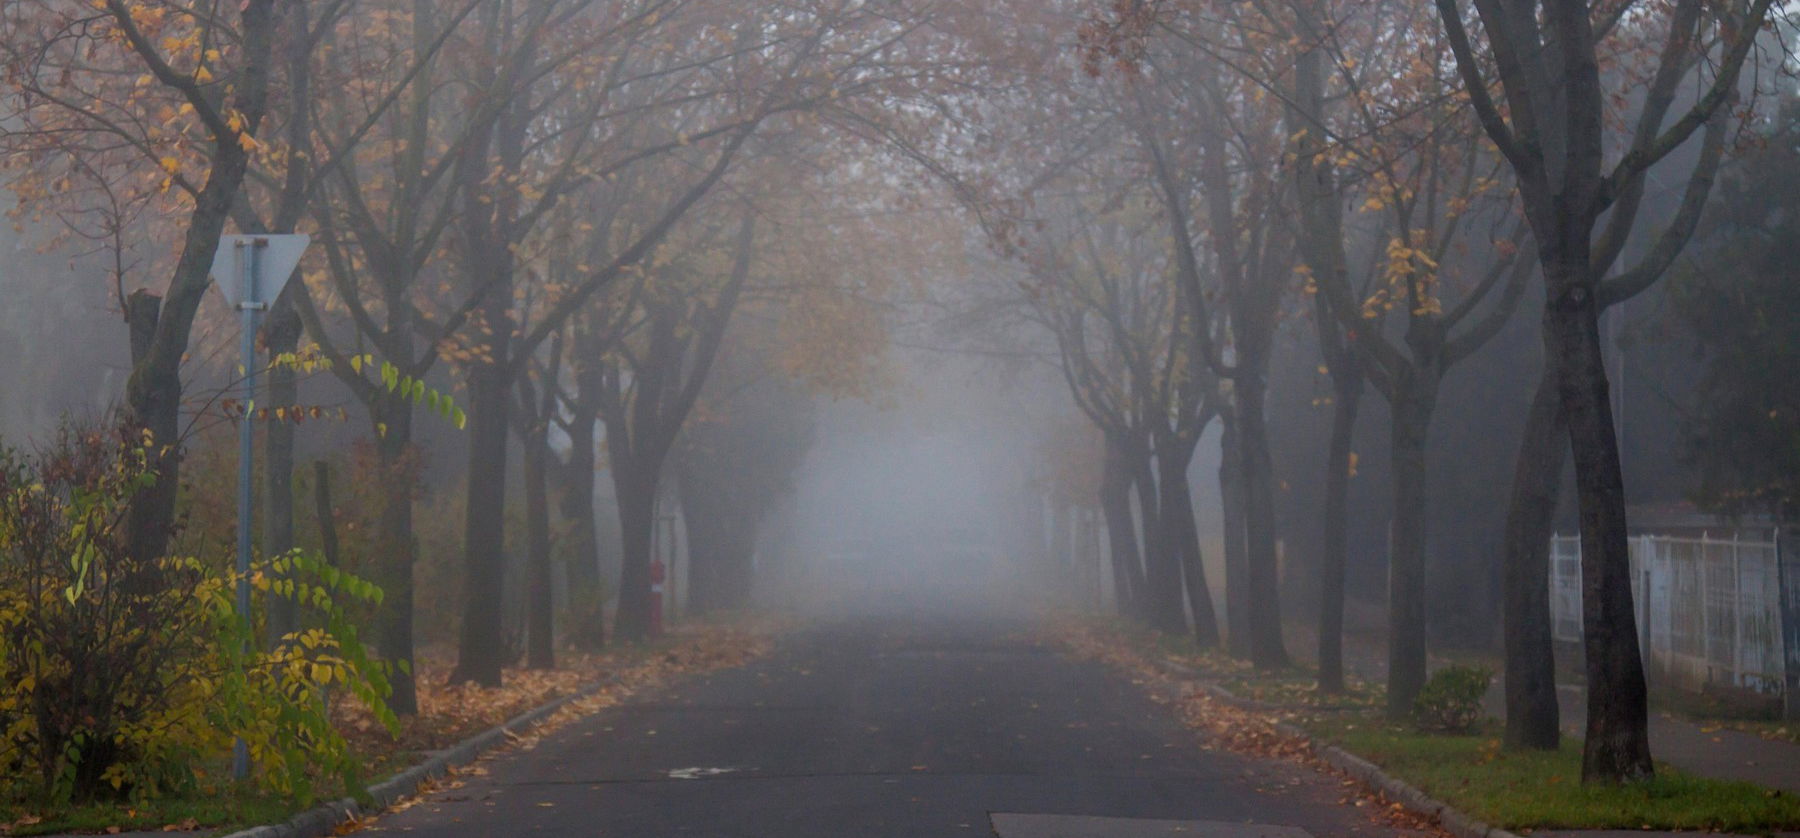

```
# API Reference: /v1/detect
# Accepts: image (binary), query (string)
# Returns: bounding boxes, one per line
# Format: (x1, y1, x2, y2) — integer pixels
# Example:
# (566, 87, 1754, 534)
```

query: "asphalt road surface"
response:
(357, 613, 1428, 837)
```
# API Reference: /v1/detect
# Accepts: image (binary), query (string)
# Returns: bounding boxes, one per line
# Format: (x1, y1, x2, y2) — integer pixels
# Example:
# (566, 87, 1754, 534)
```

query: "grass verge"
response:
(1065, 616, 1800, 834)
(1305, 718, 1800, 832)
(2, 792, 290, 837)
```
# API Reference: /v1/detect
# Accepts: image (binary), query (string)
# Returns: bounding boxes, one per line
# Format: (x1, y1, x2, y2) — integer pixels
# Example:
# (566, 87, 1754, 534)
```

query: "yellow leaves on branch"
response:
(1362, 229, 1441, 319)
(1358, 172, 1411, 214)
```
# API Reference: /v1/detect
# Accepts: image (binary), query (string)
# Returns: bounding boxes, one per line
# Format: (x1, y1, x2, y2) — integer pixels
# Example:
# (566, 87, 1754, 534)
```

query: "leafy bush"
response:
(0, 422, 397, 806)
(1413, 664, 1494, 733)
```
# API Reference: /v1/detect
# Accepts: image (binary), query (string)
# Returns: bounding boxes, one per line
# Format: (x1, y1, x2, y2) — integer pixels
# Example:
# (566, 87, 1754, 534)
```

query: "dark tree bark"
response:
(372, 400, 420, 714)
(1279, 0, 1533, 705)
(1235, 369, 1291, 669)
(278, 0, 490, 704)
(514, 336, 565, 670)
(1284, 6, 1362, 696)
(448, 34, 528, 685)
(612, 463, 660, 641)
(1219, 415, 1252, 657)
(116, 0, 278, 572)
(314, 461, 342, 569)
(1101, 437, 1147, 620)
(602, 213, 755, 642)
(558, 384, 606, 650)
(1385, 372, 1441, 716)
(252, 0, 317, 650)
(1433, 0, 1766, 783)
(290, 283, 426, 713)
(1547, 251, 1651, 780)
(452, 336, 512, 686)
(1158, 431, 1220, 648)
(1133, 444, 1187, 636)
(521, 418, 554, 670)
(1316, 344, 1363, 694)
(1503, 365, 1565, 750)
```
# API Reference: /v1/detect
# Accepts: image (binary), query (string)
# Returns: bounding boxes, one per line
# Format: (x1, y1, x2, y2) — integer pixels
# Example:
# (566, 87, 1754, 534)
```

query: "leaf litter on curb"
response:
(1053, 618, 1448, 837)
(332, 620, 778, 834)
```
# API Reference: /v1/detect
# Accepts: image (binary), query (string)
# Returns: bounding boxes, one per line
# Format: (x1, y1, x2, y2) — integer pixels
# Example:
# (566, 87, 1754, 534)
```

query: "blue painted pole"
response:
(232, 239, 263, 782)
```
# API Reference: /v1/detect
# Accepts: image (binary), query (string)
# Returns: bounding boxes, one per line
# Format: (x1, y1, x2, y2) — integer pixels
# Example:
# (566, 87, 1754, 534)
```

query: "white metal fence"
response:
(1551, 532, 1788, 694)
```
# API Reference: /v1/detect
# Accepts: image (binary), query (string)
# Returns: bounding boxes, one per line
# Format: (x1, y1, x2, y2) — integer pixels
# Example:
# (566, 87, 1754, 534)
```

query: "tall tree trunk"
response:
(523, 412, 554, 670)
(124, 241, 229, 568)
(121, 286, 180, 589)
(1318, 358, 1362, 693)
(612, 464, 658, 642)
(1285, 2, 1366, 691)
(1386, 373, 1439, 717)
(449, 41, 526, 685)
(675, 474, 719, 616)
(373, 401, 419, 715)
(560, 400, 605, 650)
(1503, 364, 1565, 749)
(314, 462, 342, 568)
(264, 298, 303, 644)
(1237, 373, 1291, 669)
(1544, 252, 1651, 782)
(122, 49, 266, 573)
(1220, 415, 1252, 657)
(1160, 438, 1220, 648)
(1100, 440, 1146, 620)
(1135, 449, 1187, 635)
(450, 319, 512, 686)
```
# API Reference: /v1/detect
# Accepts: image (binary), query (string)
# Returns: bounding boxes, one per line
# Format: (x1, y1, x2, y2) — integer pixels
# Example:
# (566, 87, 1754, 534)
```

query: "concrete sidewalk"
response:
(1550, 683, 1800, 793)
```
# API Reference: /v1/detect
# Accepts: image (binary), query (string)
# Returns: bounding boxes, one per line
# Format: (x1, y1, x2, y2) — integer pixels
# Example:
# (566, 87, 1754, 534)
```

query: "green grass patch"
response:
(0, 788, 294, 837)
(1307, 718, 1800, 832)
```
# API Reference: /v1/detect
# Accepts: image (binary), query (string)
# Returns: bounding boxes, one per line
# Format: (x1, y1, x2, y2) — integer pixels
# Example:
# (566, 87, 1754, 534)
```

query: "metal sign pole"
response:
(232, 238, 264, 782)
(203, 231, 306, 783)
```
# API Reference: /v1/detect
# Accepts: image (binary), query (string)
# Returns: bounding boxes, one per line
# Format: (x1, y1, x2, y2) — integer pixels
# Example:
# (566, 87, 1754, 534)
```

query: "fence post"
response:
(1733, 534, 1745, 688)
(1701, 532, 1715, 682)
(1777, 525, 1800, 721)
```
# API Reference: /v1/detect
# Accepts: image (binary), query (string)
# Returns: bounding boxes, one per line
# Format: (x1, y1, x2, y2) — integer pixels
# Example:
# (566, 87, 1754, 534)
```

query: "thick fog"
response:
(1, 3, 1797, 825)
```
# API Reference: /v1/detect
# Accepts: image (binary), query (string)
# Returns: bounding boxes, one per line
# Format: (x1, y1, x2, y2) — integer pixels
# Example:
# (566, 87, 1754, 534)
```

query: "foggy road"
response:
(356, 615, 1421, 837)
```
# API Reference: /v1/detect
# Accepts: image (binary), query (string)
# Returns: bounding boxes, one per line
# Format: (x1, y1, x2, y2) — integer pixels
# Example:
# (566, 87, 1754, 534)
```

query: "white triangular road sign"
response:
(210, 234, 310, 308)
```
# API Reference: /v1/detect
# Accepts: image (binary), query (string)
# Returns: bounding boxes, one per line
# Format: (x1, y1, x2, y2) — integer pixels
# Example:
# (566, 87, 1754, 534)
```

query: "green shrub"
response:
(1413, 664, 1493, 733)
(0, 422, 397, 806)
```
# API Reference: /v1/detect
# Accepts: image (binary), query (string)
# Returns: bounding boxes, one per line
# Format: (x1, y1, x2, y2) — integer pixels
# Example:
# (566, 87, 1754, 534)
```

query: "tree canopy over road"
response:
(0, 0, 1793, 826)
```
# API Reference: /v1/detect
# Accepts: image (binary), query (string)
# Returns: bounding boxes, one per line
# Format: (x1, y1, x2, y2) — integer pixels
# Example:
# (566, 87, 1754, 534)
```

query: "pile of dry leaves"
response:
(337, 622, 775, 767)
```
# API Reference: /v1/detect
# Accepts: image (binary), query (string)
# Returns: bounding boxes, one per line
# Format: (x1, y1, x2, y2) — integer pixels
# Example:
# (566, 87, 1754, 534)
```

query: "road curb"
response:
(1155, 659, 1521, 838)
(221, 677, 613, 838)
